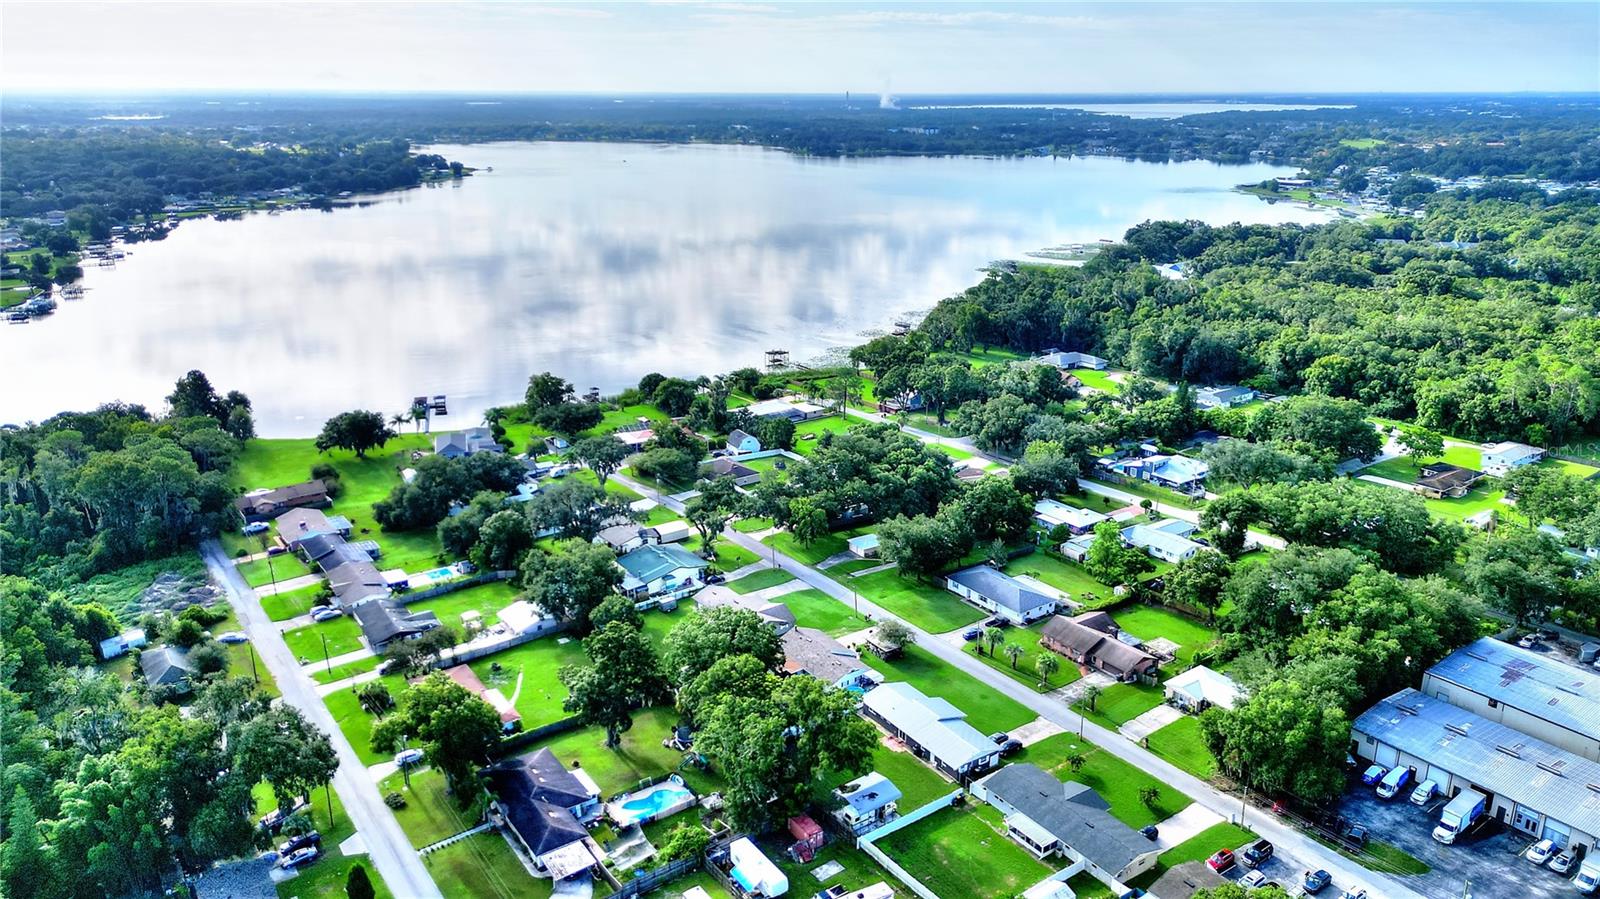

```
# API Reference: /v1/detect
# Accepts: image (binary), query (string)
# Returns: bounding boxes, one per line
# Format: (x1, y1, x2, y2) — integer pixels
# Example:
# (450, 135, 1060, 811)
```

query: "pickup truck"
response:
(1240, 839, 1274, 868)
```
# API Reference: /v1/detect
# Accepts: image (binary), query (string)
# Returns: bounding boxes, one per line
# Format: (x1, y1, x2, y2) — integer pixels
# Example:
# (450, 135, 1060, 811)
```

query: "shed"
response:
(787, 814, 824, 851)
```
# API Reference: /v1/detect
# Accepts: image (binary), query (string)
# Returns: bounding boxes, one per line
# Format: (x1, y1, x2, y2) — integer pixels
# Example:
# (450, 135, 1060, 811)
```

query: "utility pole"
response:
(320, 632, 331, 676)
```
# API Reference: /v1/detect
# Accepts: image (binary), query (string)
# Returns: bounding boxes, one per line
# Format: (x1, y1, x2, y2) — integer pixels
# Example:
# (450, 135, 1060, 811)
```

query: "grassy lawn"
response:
(1075, 680, 1166, 730)
(1349, 476, 1507, 522)
(964, 622, 1081, 691)
(762, 528, 860, 566)
(869, 743, 956, 810)
(946, 347, 1029, 368)
(325, 677, 408, 765)
(740, 455, 794, 482)
(272, 785, 394, 899)
(862, 644, 1034, 735)
(261, 583, 324, 621)
(74, 551, 208, 620)
(239, 552, 313, 587)
(1068, 873, 1118, 899)
(208, 606, 280, 697)
(422, 832, 545, 899)
(1070, 367, 1123, 394)
(732, 515, 774, 533)
(1002, 552, 1117, 607)
(686, 534, 759, 572)
(1113, 604, 1218, 666)
(764, 832, 904, 896)
(791, 416, 856, 455)
(520, 705, 723, 797)
(1088, 475, 1203, 510)
(1364, 444, 1483, 480)
(407, 579, 521, 631)
(378, 767, 479, 848)
(927, 443, 975, 461)
(311, 654, 382, 685)
(1013, 733, 1191, 828)
(283, 615, 366, 664)
(846, 569, 985, 633)
(783, 588, 873, 637)
(1128, 821, 1257, 890)
(876, 805, 1052, 899)
(1145, 716, 1217, 779)
(728, 567, 795, 594)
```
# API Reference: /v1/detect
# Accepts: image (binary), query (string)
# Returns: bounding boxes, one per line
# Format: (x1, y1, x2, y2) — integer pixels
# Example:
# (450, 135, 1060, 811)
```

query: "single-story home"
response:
(615, 428, 655, 449)
(1060, 533, 1098, 562)
(1163, 665, 1243, 712)
(435, 665, 521, 732)
(1033, 499, 1107, 536)
(695, 585, 796, 634)
(497, 600, 558, 636)
(834, 771, 901, 836)
(1121, 520, 1205, 564)
(1040, 613, 1158, 683)
(861, 681, 1000, 780)
(617, 544, 709, 601)
(434, 427, 504, 459)
(1194, 386, 1258, 410)
(352, 600, 441, 651)
(276, 508, 352, 550)
(596, 524, 656, 554)
(746, 398, 828, 422)
(1036, 350, 1108, 371)
(781, 626, 874, 690)
(1101, 454, 1210, 494)
(703, 457, 761, 487)
(972, 764, 1160, 890)
(1482, 441, 1545, 476)
(1415, 462, 1485, 499)
(483, 750, 605, 881)
(727, 429, 761, 454)
(1148, 861, 1229, 899)
(234, 479, 330, 521)
(848, 533, 881, 559)
(945, 565, 1064, 625)
(141, 645, 195, 693)
(98, 627, 148, 661)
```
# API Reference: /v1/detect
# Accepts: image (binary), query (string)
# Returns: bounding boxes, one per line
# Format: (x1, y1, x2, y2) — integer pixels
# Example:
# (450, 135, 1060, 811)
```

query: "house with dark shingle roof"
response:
(945, 565, 1063, 625)
(726, 429, 761, 454)
(235, 479, 330, 521)
(781, 626, 873, 689)
(482, 750, 604, 881)
(352, 600, 440, 651)
(1040, 613, 1158, 683)
(972, 764, 1160, 891)
(140, 645, 196, 694)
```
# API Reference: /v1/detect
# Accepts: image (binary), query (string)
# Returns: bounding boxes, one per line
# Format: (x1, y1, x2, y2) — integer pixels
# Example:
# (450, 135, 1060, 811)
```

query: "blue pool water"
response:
(615, 784, 694, 824)
(416, 566, 457, 584)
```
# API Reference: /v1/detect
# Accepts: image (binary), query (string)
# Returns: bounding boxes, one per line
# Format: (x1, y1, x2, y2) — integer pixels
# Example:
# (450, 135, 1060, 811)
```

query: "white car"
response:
(1524, 838, 1555, 864)
(217, 631, 249, 645)
(394, 748, 425, 767)
(1549, 847, 1580, 874)
(310, 607, 343, 622)
(1240, 870, 1268, 889)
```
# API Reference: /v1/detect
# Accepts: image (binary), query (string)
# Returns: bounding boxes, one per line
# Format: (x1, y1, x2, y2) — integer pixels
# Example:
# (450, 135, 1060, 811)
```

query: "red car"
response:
(1207, 848, 1236, 873)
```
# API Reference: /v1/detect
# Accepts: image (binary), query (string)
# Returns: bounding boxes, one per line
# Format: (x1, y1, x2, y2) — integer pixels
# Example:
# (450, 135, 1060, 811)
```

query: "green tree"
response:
(589, 593, 643, 631)
(787, 496, 830, 546)
(982, 625, 1004, 658)
(1035, 652, 1060, 687)
(685, 477, 739, 557)
(525, 372, 574, 412)
(1397, 425, 1445, 469)
(472, 509, 535, 572)
(1011, 439, 1082, 499)
(315, 410, 396, 459)
(346, 865, 377, 899)
(873, 618, 916, 653)
(1083, 519, 1151, 585)
(948, 476, 1034, 543)
(1138, 785, 1162, 812)
(1199, 677, 1350, 804)
(661, 606, 783, 688)
(1161, 552, 1232, 620)
(371, 672, 503, 792)
(656, 821, 711, 863)
(524, 479, 636, 542)
(519, 539, 623, 629)
(232, 706, 339, 812)
(567, 436, 632, 488)
(1199, 491, 1262, 559)
(559, 621, 667, 747)
(534, 401, 606, 436)
(1066, 753, 1087, 773)
(1079, 684, 1103, 712)
(1003, 641, 1023, 669)
(876, 512, 971, 580)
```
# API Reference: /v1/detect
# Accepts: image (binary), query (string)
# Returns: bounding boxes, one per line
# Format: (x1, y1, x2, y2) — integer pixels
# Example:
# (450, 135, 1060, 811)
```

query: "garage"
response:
(1423, 763, 1452, 791)
(1375, 742, 1399, 767)
(1544, 818, 1571, 849)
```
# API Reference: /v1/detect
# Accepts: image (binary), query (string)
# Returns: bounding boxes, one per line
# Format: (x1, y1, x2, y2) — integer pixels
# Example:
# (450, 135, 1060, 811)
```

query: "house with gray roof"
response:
(1193, 385, 1258, 409)
(482, 750, 605, 881)
(433, 427, 504, 459)
(1040, 613, 1158, 683)
(616, 543, 708, 603)
(1121, 521, 1204, 564)
(972, 764, 1160, 890)
(1422, 637, 1600, 762)
(1481, 441, 1545, 476)
(860, 681, 999, 780)
(695, 585, 796, 634)
(945, 565, 1063, 625)
(834, 771, 901, 835)
(140, 645, 196, 694)
(726, 429, 761, 454)
(1353, 688, 1600, 853)
(781, 626, 873, 689)
(1035, 350, 1108, 371)
(234, 479, 330, 521)
(352, 600, 441, 651)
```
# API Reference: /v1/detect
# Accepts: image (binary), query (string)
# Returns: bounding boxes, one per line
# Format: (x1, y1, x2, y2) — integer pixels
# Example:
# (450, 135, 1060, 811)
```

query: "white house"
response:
(861, 682, 1000, 779)
(434, 427, 504, 459)
(834, 772, 901, 836)
(726, 429, 761, 454)
(945, 565, 1064, 625)
(1163, 665, 1243, 712)
(1033, 499, 1107, 536)
(1036, 350, 1108, 371)
(1194, 386, 1258, 409)
(97, 628, 148, 661)
(1102, 454, 1210, 494)
(848, 533, 881, 559)
(1481, 441, 1545, 476)
(1121, 520, 1205, 564)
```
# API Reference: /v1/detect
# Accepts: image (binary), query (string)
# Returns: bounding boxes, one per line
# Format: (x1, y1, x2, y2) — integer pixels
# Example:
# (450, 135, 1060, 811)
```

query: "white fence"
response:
(857, 790, 963, 899)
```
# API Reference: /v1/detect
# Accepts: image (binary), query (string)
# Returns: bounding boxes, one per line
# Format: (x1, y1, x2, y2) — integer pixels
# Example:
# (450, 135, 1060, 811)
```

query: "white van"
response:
(1409, 780, 1438, 805)
(1575, 860, 1600, 895)
(1376, 765, 1413, 799)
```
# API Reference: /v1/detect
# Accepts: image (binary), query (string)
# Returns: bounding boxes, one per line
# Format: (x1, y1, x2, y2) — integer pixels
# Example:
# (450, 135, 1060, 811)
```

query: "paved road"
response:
(608, 475, 1421, 899)
(201, 540, 445, 899)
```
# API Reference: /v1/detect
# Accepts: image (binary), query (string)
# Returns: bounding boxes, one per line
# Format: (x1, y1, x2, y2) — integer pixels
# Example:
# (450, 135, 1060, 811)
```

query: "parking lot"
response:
(1336, 788, 1578, 899)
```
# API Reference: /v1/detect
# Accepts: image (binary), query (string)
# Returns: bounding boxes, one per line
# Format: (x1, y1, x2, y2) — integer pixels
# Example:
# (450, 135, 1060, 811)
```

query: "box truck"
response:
(1431, 788, 1486, 844)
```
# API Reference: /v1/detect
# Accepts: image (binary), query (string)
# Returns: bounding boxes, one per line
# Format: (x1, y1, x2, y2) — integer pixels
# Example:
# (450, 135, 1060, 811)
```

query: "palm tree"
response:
(390, 412, 410, 433)
(1036, 653, 1060, 688)
(1003, 642, 1024, 670)
(1066, 753, 1087, 773)
(1080, 684, 1103, 713)
(1139, 786, 1162, 812)
(983, 626, 1004, 658)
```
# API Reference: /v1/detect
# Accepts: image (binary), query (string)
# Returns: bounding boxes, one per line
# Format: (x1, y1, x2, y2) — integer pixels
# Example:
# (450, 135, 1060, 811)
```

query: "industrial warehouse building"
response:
(1352, 688, 1600, 853)
(1421, 637, 1600, 763)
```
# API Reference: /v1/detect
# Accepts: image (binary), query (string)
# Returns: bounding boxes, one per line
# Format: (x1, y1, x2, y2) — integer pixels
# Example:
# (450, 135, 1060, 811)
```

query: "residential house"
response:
(972, 764, 1160, 890)
(1036, 350, 1109, 371)
(1163, 665, 1243, 712)
(436, 665, 521, 732)
(781, 626, 874, 690)
(1421, 637, 1600, 762)
(1121, 520, 1204, 564)
(276, 508, 351, 550)
(1193, 386, 1258, 410)
(140, 646, 195, 694)
(1033, 499, 1106, 536)
(234, 479, 330, 521)
(352, 600, 441, 652)
(876, 392, 925, 414)
(483, 750, 606, 881)
(834, 772, 901, 836)
(1148, 861, 1228, 899)
(746, 398, 828, 422)
(1101, 454, 1210, 495)
(695, 585, 796, 634)
(615, 428, 654, 450)
(726, 429, 761, 454)
(703, 457, 762, 487)
(434, 427, 504, 459)
(596, 524, 656, 554)
(650, 520, 693, 544)
(1482, 441, 1546, 476)
(1414, 462, 1485, 499)
(860, 681, 1001, 780)
(945, 565, 1064, 626)
(1060, 533, 1097, 562)
(847, 533, 880, 559)
(617, 544, 709, 602)
(98, 628, 148, 661)
(1039, 613, 1158, 683)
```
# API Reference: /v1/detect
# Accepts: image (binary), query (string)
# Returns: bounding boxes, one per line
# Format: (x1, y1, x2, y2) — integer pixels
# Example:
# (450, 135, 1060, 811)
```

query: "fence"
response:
(443, 616, 566, 666)
(608, 854, 700, 899)
(399, 568, 516, 604)
(856, 790, 963, 899)
(495, 715, 585, 755)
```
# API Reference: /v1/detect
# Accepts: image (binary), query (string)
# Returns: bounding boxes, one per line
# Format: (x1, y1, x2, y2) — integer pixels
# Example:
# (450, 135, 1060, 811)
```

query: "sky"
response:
(3, 1, 1597, 95)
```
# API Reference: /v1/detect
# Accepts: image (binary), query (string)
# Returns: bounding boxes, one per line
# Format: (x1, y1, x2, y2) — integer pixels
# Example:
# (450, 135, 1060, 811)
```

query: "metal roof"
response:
(1426, 637, 1600, 744)
(862, 682, 996, 771)
(836, 771, 902, 817)
(947, 565, 1059, 615)
(616, 544, 707, 582)
(1353, 689, 1600, 838)
(1122, 524, 1202, 558)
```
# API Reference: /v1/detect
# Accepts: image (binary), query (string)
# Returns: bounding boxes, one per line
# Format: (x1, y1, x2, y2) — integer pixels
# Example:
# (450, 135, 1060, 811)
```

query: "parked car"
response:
(1206, 849, 1235, 872)
(394, 748, 425, 767)
(1550, 846, 1584, 874)
(996, 738, 1022, 757)
(378, 657, 403, 675)
(310, 607, 343, 622)
(1518, 633, 1540, 649)
(1409, 780, 1438, 805)
(1339, 891, 1367, 899)
(1376, 765, 1414, 799)
(1302, 870, 1333, 894)
(1240, 870, 1268, 889)
(1524, 838, 1556, 865)
(1342, 823, 1369, 848)
(1359, 764, 1387, 786)
(1139, 825, 1159, 841)
(258, 799, 308, 834)
(242, 522, 270, 535)
(217, 631, 249, 645)
(704, 574, 727, 585)
(1241, 839, 1274, 868)
(278, 847, 320, 870)
(962, 627, 982, 641)
(984, 618, 1008, 628)
(278, 832, 321, 855)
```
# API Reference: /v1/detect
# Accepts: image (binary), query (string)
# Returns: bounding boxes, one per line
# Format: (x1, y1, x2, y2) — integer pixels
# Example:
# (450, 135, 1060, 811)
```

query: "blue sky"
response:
(4, 1, 1596, 94)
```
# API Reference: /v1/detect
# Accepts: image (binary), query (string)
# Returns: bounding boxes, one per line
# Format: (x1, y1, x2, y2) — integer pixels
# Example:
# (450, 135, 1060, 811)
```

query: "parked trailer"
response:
(1432, 788, 1486, 845)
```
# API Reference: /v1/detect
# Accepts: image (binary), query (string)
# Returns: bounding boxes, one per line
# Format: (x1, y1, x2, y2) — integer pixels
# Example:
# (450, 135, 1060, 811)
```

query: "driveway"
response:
(1336, 787, 1573, 899)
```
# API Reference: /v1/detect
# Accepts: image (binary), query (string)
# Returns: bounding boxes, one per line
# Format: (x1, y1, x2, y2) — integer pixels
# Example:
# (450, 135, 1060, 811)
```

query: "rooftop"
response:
(978, 763, 1154, 875)
(862, 681, 996, 770)
(1427, 637, 1600, 743)
(617, 544, 708, 582)
(836, 771, 901, 816)
(781, 626, 866, 683)
(947, 565, 1060, 616)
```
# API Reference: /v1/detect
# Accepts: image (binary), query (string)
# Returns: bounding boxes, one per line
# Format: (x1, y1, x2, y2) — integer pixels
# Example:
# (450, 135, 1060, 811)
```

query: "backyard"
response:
(867, 743, 957, 811)
(1013, 733, 1192, 828)
(876, 804, 1053, 899)
(782, 587, 873, 637)
(791, 416, 857, 455)
(1002, 552, 1118, 607)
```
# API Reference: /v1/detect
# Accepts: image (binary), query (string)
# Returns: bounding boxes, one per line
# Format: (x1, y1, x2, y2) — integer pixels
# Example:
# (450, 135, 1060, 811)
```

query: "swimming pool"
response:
(414, 565, 460, 585)
(608, 779, 697, 826)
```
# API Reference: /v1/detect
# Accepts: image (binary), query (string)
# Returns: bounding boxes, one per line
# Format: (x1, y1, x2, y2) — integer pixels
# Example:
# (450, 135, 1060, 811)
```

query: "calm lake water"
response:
(2, 141, 1334, 436)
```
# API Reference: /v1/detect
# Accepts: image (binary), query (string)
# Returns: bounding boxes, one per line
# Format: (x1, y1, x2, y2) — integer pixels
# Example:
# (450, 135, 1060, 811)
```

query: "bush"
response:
(179, 604, 229, 627)
(310, 462, 339, 480)
(383, 792, 407, 810)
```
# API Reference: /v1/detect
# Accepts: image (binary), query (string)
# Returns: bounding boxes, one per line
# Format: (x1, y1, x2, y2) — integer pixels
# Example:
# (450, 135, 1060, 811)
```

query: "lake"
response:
(908, 102, 1355, 118)
(1, 141, 1334, 436)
